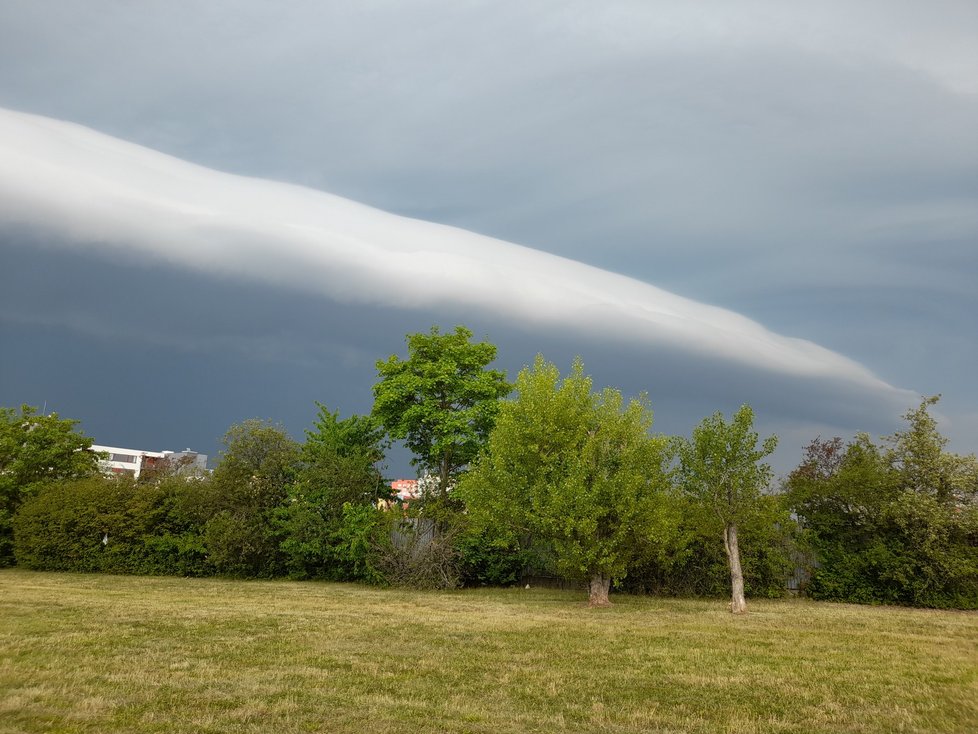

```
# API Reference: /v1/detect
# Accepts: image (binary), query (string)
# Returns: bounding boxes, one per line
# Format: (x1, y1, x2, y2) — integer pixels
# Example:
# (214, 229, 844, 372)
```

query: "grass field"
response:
(1, 570, 976, 734)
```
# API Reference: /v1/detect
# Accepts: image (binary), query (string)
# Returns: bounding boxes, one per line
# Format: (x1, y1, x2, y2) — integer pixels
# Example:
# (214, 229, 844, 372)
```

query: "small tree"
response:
(202, 419, 300, 577)
(372, 325, 510, 498)
(0, 405, 102, 565)
(278, 404, 388, 579)
(301, 402, 387, 507)
(884, 396, 978, 505)
(460, 357, 670, 606)
(675, 405, 777, 614)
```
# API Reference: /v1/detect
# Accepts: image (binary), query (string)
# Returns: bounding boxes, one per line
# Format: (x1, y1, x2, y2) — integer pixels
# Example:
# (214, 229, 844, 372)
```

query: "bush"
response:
(374, 515, 461, 590)
(202, 510, 282, 578)
(325, 502, 386, 583)
(806, 496, 978, 609)
(787, 420, 978, 610)
(13, 476, 212, 575)
(455, 528, 531, 587)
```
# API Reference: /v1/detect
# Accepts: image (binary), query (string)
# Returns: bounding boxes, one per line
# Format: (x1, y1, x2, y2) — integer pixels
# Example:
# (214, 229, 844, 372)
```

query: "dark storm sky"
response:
(1, 1, 976, 474)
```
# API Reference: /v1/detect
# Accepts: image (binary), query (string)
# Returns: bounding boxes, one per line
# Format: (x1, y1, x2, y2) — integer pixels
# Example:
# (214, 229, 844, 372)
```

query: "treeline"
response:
(2, 327, 976, 610)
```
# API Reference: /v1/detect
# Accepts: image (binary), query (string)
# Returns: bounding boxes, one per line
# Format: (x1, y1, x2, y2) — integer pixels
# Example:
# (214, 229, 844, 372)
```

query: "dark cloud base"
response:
(2, 238, 917, 475)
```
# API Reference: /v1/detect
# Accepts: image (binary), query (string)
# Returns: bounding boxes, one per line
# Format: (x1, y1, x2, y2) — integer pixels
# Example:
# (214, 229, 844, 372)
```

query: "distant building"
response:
(92, 445, 208, 480)
(390, 479, 420, 501)
(379, 479, 420, 510)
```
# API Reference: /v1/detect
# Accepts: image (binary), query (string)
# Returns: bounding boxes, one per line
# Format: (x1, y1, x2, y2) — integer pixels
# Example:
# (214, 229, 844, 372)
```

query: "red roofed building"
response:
(390, 479, 419, 501)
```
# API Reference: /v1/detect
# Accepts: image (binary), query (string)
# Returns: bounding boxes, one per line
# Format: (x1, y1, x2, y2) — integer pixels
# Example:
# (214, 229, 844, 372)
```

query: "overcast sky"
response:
(1, 1, 976, 476)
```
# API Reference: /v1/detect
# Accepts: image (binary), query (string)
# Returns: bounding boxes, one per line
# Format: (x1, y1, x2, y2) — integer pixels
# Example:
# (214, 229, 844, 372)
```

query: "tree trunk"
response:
(588, 574, 611, 607)
(723, 522, 747, 614)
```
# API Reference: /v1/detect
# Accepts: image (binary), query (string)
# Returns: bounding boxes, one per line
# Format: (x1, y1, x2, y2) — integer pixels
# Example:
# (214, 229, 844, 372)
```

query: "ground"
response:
(1, 570, 976, 733)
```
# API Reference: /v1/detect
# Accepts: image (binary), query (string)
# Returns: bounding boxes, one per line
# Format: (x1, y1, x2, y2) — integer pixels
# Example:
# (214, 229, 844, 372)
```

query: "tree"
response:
(884, 396, 978, 505)
(278, 404, 388, 579)
(675, 405, 778, 614)
(459, 357, 670, 606)
(301, 402, 387, 508)
(0, 405, 102, 565)
(785, 397, 978, 608)
(372, 326, 510, 496)
(201, 419, 300, 577)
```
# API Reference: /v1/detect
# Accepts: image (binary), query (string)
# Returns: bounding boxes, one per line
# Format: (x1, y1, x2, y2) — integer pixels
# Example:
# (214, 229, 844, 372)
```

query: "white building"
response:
(92, 445, 208, 480)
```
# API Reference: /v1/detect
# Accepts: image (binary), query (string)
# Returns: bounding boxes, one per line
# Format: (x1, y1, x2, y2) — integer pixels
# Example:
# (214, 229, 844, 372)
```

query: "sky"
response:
(1, 1, 976, 477)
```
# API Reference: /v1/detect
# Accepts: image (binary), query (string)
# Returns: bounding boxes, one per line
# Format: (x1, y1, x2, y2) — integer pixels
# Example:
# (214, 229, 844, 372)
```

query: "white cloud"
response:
(0, 107, 912, 402)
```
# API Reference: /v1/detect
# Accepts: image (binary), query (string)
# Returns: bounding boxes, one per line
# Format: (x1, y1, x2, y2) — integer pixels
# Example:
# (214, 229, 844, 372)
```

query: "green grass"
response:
(1, 570, 976, 733)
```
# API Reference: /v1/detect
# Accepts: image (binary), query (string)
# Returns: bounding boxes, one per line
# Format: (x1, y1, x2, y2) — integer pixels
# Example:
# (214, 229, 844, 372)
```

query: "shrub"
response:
(13, 476, 212, 575)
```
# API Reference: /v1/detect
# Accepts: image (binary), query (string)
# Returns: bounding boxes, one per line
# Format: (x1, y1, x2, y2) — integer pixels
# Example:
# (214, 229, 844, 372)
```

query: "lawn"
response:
(1, 570, 976, 734)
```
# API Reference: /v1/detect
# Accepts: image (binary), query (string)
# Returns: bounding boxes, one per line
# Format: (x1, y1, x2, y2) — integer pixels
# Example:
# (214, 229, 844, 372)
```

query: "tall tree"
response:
(676, 405, 777, 614)
(0, 405, 101, 565)
(460, 357, 670, 606)
(372, 325, 510, 496)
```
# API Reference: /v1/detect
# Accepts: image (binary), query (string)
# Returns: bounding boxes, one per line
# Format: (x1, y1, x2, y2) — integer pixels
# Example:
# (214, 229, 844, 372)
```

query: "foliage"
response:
(374, 514, 462, 590)
(883, 395, 978, 504)
(786, 397, 978, 608)
(330, 502, 387, 584)
(372, 325, 510, 496)
(277, 499, 387, 583)
(12, 475, 211, 575)
(674, 405, 779, 612)
(9, 343, 977, 613)
(621, 491, 794, 599)
(276, 404, 388, 579)
(0, 405, 101, 565)
(674, 405, 778, 529)
(460, 356, 670, 602)
(202, 419, 301, 577)
(455, 526, 532, 588)
(301, 402, 388, 508)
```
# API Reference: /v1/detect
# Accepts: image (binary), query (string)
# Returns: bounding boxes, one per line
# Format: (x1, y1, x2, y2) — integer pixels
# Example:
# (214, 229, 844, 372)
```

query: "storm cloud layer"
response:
(1, 2, 976, 469)
(0, 107, 907, 390)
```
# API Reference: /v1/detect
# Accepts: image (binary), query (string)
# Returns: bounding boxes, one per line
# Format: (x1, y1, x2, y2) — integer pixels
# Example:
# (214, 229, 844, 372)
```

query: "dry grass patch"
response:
(1, 570, 976, 733)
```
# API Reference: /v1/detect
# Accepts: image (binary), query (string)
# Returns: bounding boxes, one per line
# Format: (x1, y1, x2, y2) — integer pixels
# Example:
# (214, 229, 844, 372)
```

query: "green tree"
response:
(786, 397, 978, 608)
(278, 404, 388, 579)
(884, 396, 978, 505)
(372, 325, 510, 497)
(302, 402, 387, 506)
(460, 357, 670, 606)
(622, 489, 794, 599)
(675, 405, 778, 614)
(201, 419, 300, 577)
(0, 405, 102, 565)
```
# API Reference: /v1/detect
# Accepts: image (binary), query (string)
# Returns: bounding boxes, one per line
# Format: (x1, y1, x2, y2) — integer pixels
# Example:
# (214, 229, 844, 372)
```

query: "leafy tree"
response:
(622, 489, 794, 599)
(278, 404, 388, 579)
(786, 397, 978, 608)
(787, 433, 900, 560)
(883, 396, 978, 505)
(201, 419, 300, 577)
(372, 326, 510, 498)
(0, 405, 101, 565)
(460, 357, 670, 606)
(301, 402, 387, 508)
(675, 405, 778, 614)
